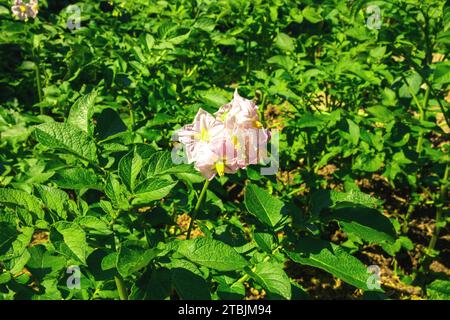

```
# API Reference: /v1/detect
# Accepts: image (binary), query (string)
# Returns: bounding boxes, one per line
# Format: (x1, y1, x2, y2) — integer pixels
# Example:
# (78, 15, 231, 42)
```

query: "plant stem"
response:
(245, 39, 250, 79)
(32, 50, 43, 114)
(428, 164, 448, 252)
(110, 216, 128, 300)
(35, 64, 43, 104)
(260, 92, 267, 123)
(186, 179, 210, 240)
(114, 276, 128, 301)
(127, 99, 135, 131)
(416, 85, 430, 154)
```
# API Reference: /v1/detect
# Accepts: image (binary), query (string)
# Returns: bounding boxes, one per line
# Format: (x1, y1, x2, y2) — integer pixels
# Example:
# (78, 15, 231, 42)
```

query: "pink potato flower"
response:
(11, 0, 39, 20)
(175, 108, 240, 180)
(174, 90, 269, 180)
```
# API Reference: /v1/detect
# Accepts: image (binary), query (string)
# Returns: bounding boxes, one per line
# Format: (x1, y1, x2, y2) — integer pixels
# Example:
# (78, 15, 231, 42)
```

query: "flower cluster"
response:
(11, 0, 39, 20)
(175, 90, 269, 180)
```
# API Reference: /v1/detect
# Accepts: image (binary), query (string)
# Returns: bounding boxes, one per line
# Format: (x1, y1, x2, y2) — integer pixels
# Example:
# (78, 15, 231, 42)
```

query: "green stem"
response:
(260, 92, 267, 123)
(127, 99, 135, 131)
(402, 202, 415, 234)
(33, 53, 43, 114)
(110, 216, 128, 300)
(114, 276, 128, 301)
(427, 164, 448, 252)
(416, 85, 430, 154)
(245, 39, 250, 79)
(186, 179, 210, 240)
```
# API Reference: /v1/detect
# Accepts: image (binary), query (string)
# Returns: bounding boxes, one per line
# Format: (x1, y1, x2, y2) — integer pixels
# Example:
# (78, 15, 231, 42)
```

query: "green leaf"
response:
(75, 216, 112, 235)
(275, 33, 295, 52)
(172, 268, 211, 300)
(302, 6, 323, 23)
(311, 189, 381, 216)
(0, 222, 17, 258)
(353, 153, 384, 172)
(346, 119, 360, 145)
(95, 108, 127, 140)
(249, 261, 292, 299)
(287, 237, 379, 291)
(34, 122, 98, 163)
(67, 91, 97, 135)
(105, 174, 129, 209)
(177, 237, 249, 271)
(132, 178, 177, 205)
(244, 184, 284, 228)
(52, 168, 99, 190)
(35, 185, 69, 219)
(216, 275, 246, 300)
(116, 243, 159, 278)
(427, 280, 450, 300)
(147, 151, 194, 176)
(1, 227, 33, 274)
(0, 6, 10, 16)
(327, 208, 396, 244)
(0, 188, 44, 219)
(146, 268, 172, 300)
(52, 222, 88, 265)
(27, 245, 67, 281)
(119, 149, 143, 192)
(254, 232, 275, 253)
(433, 62, 450, 85)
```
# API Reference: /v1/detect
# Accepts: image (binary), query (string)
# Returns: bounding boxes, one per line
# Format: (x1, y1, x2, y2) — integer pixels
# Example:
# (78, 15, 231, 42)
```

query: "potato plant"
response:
(0, 0, 449, 300)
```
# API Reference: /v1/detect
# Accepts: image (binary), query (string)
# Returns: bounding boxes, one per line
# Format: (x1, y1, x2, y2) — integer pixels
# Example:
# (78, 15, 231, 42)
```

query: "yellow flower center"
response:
(231, 135, 240, 147)
(253, 120, 263, 128)
(200, 127, 209, 142)
(215, 161, 225, 177)
(19, 5, 27, 12)
(219, 111, 229, 122)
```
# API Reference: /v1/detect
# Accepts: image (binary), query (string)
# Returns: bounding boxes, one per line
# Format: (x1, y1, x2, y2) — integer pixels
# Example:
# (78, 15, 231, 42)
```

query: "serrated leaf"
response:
(287, 237, 380, 291)
(245, 184, 284, 228)
(34, 122, 98, 163)
(0, 188, 44, 219)
(177, 237, 248, 271)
